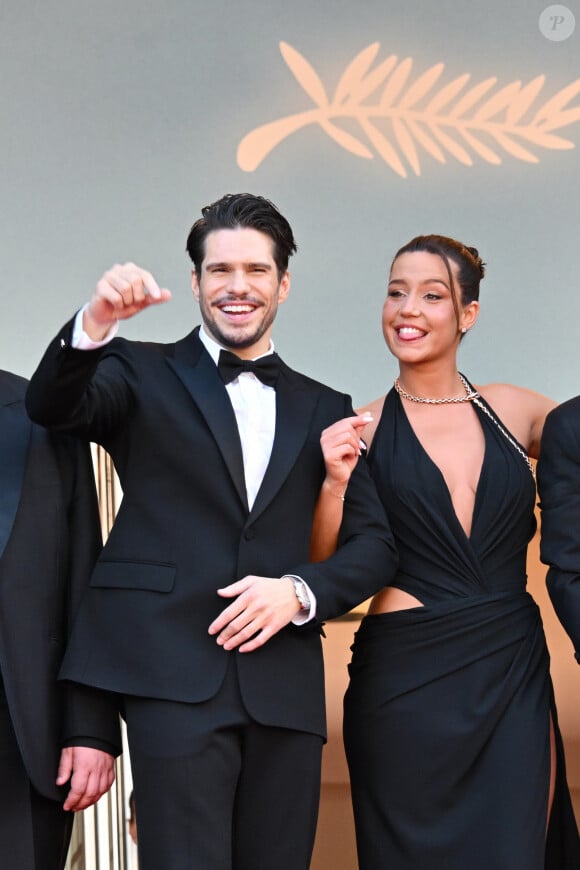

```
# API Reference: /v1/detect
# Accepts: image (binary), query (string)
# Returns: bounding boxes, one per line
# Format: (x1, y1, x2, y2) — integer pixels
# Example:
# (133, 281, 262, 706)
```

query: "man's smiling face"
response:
(192, 227, 290, 359)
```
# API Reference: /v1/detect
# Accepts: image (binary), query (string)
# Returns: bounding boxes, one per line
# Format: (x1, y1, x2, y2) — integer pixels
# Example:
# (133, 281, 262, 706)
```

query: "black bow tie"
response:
(218, 350, 280, 387)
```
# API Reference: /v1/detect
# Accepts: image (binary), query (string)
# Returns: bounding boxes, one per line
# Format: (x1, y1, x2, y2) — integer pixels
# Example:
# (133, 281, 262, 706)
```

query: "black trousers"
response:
(0, 681, 73, 870)
(123, 654, 323, 870)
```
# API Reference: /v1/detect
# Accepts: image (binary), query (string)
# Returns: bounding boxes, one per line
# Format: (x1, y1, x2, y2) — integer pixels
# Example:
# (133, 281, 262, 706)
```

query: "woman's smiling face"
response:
(382, 250, 477, 364)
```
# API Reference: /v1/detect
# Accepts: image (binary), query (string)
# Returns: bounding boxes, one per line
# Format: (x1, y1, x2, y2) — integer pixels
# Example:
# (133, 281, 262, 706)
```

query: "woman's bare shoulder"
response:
(356, 395, 387, 447)
(475, 382, 557, 457)
(476, 382, 556, 415)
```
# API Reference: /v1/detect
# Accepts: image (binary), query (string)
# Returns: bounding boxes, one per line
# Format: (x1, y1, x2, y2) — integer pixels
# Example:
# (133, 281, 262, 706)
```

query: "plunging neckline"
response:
(395, 391, 488, 541)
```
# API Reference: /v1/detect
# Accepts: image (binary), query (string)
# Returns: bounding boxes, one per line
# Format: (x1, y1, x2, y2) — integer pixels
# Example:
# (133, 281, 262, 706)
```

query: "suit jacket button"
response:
(244, 528, 255, 541)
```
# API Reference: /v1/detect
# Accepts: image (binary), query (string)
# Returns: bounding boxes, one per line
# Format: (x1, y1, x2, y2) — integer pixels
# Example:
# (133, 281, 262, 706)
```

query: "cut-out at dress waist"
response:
(368, 576, 530, 614)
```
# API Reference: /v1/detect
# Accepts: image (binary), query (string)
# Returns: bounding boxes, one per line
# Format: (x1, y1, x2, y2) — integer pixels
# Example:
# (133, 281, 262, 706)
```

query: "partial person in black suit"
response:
(0, 369, 121, 870)
(538, 396, 580, 663)
(26, 193, 397, 870)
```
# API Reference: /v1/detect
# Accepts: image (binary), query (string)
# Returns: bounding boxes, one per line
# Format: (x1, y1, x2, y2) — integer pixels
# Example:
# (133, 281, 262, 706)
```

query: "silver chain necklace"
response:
(394, 373, 478, 404)
(394, 373, 535, 478)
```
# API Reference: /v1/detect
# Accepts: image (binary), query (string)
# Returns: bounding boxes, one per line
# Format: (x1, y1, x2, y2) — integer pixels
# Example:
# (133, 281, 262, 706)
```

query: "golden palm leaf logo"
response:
(237, 42, 580, 177)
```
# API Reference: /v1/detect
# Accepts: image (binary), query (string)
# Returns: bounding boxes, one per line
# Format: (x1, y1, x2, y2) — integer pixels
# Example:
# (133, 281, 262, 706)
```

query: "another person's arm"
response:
(55, 434, 121, 811)
(537, 402, 580, 663)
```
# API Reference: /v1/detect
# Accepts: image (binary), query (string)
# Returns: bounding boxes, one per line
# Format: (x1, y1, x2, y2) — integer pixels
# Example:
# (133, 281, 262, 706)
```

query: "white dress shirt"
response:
(198, 327, 276, 511)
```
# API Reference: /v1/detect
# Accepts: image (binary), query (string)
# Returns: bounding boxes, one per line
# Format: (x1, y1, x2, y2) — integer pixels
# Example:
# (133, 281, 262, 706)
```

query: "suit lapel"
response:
(166, 331, 249, 511)
(165, 334, 321, 519)
(0, 397, 31, 562)
(250, 367, 319, 523)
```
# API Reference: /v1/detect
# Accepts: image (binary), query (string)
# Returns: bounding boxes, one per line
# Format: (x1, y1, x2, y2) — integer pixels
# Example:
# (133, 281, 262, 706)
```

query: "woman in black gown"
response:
(314, 235, 580, 868)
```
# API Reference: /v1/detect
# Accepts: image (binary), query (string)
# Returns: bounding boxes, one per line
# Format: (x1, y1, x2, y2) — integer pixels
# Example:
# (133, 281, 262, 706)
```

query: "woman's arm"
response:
(310, 411, 375, 562)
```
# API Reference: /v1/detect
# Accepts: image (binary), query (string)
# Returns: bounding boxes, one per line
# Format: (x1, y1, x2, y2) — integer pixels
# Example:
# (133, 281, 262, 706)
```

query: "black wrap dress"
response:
(343, 385, 580, 869)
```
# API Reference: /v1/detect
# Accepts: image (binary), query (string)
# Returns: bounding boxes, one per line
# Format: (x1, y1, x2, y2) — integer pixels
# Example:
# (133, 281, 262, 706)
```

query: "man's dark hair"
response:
(186, 193, 297, 281)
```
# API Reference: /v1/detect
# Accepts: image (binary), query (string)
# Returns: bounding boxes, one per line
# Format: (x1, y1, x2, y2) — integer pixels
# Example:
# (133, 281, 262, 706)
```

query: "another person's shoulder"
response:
(0, 368, 28, 401)
(0, 368, 64, 458)
(545, 394, 580, 426)
(542, 394, 580, 449)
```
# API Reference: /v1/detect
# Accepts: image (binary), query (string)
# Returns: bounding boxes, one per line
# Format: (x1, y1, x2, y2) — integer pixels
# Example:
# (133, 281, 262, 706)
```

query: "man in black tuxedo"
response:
(0, 369, 121, 869)
(538, 396, 580, 663)
(26, 193, 397, 870)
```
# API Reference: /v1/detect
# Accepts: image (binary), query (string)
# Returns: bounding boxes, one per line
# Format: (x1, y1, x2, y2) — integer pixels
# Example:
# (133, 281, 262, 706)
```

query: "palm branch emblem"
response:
(237, 42, 580, 178)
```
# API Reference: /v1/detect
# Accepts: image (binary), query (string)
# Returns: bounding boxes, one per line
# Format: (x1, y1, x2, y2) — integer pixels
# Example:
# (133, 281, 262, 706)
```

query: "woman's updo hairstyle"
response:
(391, 235, 485, 326)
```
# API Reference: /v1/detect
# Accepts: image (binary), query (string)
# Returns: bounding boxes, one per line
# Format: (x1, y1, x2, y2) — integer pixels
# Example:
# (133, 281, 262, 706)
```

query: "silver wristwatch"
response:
(288, 576, 310, 612)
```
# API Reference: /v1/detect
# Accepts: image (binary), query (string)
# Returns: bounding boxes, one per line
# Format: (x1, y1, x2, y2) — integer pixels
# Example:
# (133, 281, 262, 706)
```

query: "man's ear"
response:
(191, 270, 200, 302)
(278, 271, 290, 304)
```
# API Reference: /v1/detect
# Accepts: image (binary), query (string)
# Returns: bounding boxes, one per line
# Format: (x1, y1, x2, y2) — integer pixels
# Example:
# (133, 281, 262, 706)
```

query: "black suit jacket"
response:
(537, 396, 580, 663)
(26, 322, 397, 739)
(0, 370, 121, 801)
